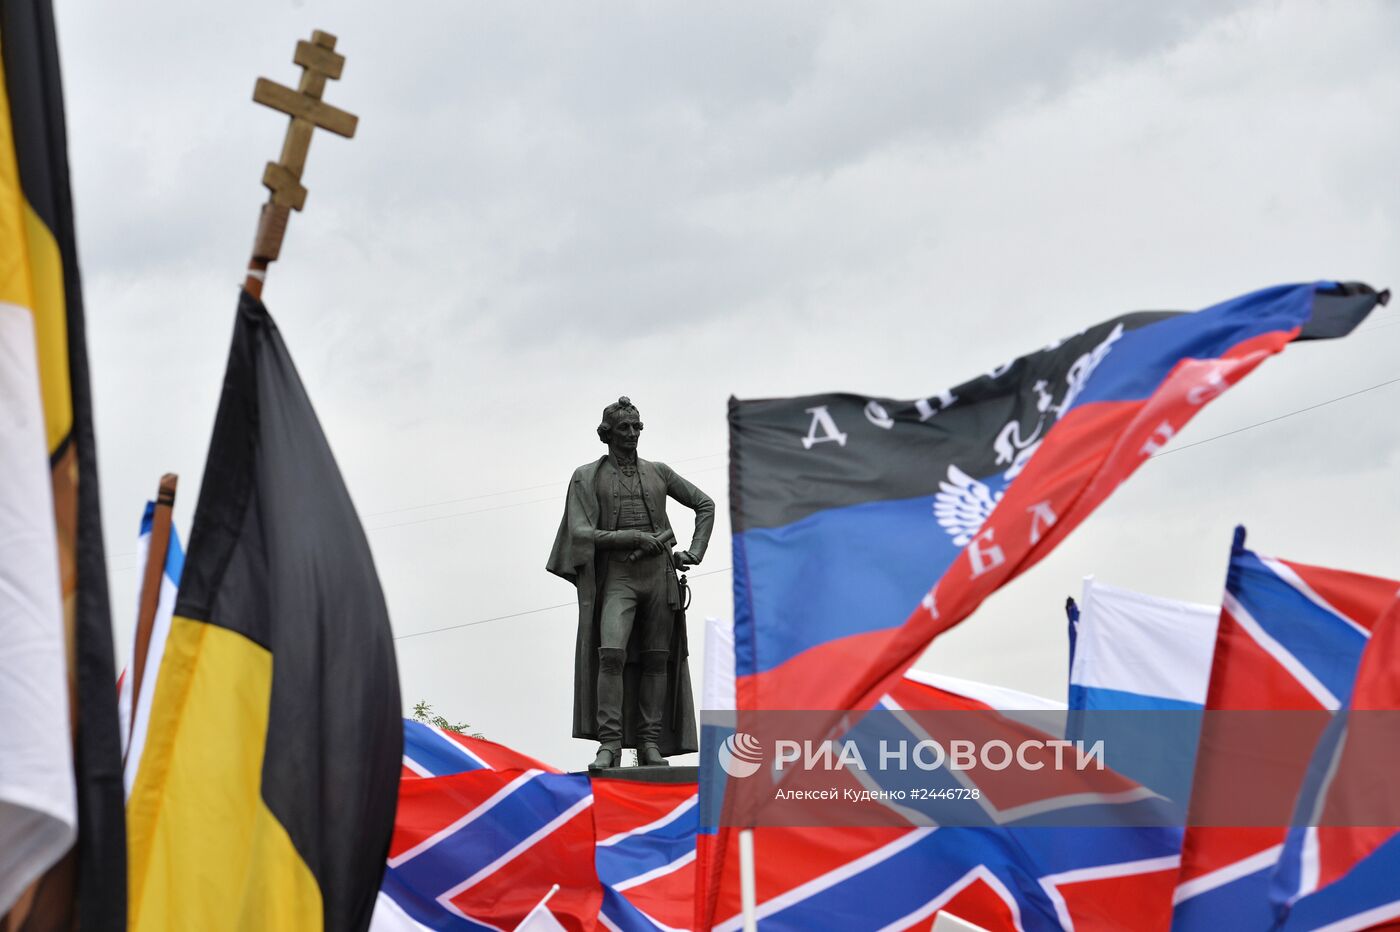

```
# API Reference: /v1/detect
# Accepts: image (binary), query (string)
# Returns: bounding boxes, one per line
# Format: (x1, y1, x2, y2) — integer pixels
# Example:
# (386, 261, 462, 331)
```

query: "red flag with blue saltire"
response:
(720, 282, 1385, 930)
(1267, 589, 1400, 930)
(399, 718, 556, 780)
(374, 721, 697, 932)
(1173, 528, 1399, 931)
(384, 767, 599, 931)
(593, 776, 698, 931)
(697, 673, 1185, 931)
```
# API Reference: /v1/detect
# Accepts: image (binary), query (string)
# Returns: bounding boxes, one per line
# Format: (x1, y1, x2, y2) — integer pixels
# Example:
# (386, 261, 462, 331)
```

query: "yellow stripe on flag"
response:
(0, 34, 73, 455)
(126, 617, 322, 932)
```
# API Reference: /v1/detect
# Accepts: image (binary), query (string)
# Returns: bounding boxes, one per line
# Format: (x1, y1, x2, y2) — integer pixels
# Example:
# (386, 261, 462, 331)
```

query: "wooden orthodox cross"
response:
(244, 30, 358, 298)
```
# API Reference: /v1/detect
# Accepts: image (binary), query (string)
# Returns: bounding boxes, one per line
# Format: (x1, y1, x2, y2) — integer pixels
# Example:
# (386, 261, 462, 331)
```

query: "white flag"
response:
(0, 304, 77, 913)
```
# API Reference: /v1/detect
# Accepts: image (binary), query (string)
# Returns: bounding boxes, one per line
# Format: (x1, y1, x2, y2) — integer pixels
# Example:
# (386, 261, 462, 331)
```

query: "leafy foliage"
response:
(412, 700, 483, 738)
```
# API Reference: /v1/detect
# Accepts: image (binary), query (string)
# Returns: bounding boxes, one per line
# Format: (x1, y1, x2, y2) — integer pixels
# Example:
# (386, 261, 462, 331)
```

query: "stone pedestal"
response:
(578, 765, 699, 784)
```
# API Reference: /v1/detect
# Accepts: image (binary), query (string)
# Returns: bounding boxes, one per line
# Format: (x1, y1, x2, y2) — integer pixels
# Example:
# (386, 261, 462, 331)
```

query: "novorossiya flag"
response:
(695, 617, 1181, 931)
(1269, 589, 1400, 930)
(0, 1, 126, 927)
(698, 673, 1184, 931)
(380, 721, 698, 931)
(126, 291, 402, 932)
(1173, 528, 1399, 930)
(728, 282, 1386, 719)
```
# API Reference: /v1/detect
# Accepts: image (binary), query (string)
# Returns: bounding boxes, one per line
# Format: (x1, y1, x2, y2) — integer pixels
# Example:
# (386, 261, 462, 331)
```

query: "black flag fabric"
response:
(126, 291, 402, 932)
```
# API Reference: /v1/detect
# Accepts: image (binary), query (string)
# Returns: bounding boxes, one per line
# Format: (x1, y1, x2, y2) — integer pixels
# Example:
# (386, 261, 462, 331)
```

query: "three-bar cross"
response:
(244, 29, 358, 298)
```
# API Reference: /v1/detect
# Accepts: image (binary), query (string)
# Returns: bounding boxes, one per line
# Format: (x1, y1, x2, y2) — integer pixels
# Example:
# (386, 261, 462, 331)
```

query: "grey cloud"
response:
(62, 0, 1400, 769)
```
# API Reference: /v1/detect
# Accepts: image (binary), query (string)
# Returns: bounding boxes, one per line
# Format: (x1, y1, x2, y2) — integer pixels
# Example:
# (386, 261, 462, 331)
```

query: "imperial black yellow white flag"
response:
(127, 291, 402, 932)
(0, 1, 126, 928)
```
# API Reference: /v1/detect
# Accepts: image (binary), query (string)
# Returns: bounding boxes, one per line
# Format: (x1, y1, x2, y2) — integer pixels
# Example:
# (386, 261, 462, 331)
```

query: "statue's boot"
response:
(638, 650, 670, 767)
(591, 647, 626, 771)
(589, 746, 619, 771)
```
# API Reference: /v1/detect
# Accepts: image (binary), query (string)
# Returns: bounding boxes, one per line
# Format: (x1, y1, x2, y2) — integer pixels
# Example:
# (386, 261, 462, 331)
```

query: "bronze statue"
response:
(547, 397, 714, 770)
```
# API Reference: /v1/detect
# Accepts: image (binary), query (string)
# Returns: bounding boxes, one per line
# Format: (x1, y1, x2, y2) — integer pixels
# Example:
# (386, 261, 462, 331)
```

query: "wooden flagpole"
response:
(126, 473, 177, 749)
(243, 29, 359, 299)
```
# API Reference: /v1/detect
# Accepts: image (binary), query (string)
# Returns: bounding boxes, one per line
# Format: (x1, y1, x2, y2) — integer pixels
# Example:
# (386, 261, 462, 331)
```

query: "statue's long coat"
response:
(547, 455, 712, 755)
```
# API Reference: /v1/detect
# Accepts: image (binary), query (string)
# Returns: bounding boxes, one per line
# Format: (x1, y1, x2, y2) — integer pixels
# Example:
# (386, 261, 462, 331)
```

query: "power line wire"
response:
(1152, 374, 1400, 458)
(1354, 316, 1399, 334)
(361, 450, 726, 520)
(106, 452, 729, 558)
(106, 367, 1400, 567)
(368, 495, 559, 532)
(365, 463, 728, 533)
(385, 372, 1400, 643)
(392, 565, 734, 641)
(365, 370, 1400, 532)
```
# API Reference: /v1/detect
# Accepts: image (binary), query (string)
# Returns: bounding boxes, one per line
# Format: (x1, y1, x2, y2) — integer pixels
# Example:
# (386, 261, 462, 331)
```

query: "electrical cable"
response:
(391, 565, 734, 641)
(1151, 375, 1400, 458)
(105, 370, 1400, 572)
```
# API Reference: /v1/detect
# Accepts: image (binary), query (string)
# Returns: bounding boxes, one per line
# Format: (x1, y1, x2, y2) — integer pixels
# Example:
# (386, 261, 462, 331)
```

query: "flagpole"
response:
(127, 473, 176, 748)
(512, 884, 561, 931)
(243, 30, 358, 299)
(738, 827, 758, 932)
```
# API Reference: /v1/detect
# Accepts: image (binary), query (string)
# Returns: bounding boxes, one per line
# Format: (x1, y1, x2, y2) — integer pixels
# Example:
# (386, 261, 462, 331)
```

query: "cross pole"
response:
(244, 29, 358, 299)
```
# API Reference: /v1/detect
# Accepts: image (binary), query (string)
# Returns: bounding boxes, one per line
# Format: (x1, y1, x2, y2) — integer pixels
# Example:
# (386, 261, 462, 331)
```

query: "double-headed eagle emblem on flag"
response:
(933, 322, 1126, 547)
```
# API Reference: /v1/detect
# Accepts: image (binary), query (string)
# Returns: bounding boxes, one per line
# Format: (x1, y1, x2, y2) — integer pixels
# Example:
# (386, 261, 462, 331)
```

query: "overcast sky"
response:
(55, 1, 1400, 769)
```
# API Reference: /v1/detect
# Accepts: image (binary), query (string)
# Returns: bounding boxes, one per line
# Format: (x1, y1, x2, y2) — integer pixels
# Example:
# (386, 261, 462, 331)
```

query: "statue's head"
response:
(598, 396, 643, 451)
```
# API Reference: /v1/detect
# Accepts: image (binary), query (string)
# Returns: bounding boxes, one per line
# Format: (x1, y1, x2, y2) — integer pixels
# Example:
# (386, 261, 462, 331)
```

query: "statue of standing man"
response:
(547, 397, 714, 770)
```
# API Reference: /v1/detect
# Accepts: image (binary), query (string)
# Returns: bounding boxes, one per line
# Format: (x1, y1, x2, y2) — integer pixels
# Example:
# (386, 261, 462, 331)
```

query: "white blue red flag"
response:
(1173, 528, 1399, 931)
(727, 282, 1385, 718)
(1065, 578, 1218, 810)
(1068, 577, 1217, 714)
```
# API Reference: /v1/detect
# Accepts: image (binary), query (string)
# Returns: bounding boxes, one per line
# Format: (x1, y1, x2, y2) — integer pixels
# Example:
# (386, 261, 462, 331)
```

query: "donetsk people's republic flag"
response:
(0, 2, 126, 927)
(126, 291, 402, 932)
(728, 282, 1386, 716)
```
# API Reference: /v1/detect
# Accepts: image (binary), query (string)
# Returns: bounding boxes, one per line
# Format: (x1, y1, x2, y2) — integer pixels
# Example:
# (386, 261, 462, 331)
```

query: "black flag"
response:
(126, 292, 402, 932)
